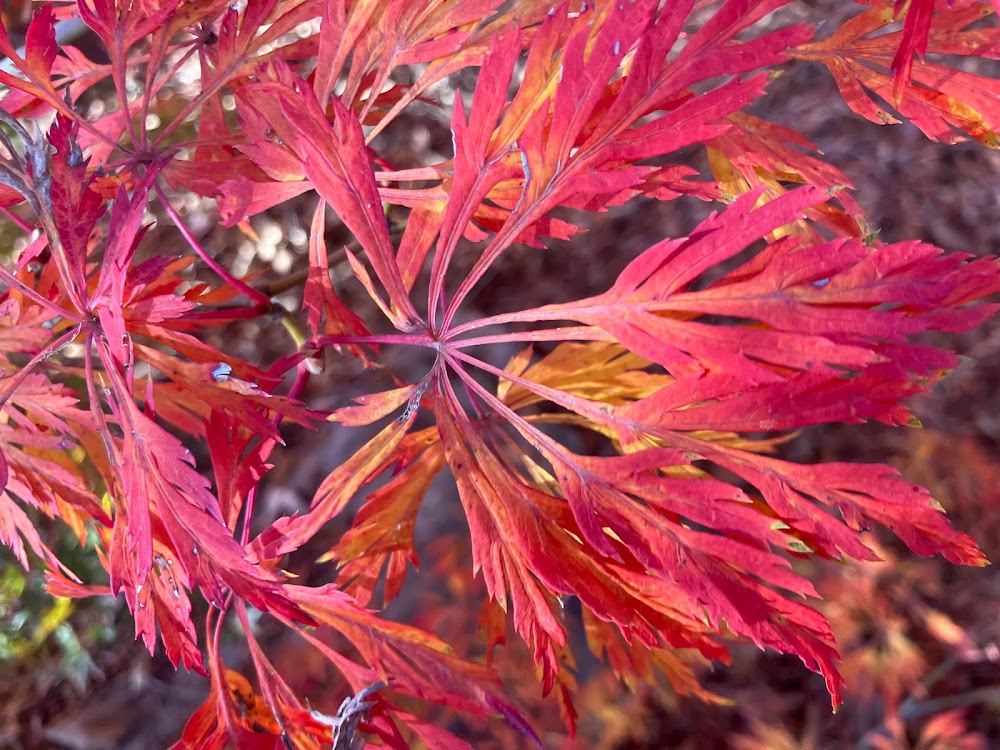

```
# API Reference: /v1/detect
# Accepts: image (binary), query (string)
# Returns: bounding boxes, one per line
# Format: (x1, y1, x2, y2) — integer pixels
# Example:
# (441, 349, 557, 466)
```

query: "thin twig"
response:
(309, 681, 388, 750)
(899, 685, 1000, 721)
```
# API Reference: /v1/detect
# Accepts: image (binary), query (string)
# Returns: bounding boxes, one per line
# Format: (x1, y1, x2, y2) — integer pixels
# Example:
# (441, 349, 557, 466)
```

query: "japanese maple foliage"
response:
(1, 0, 1000, 747)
